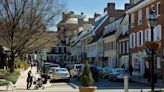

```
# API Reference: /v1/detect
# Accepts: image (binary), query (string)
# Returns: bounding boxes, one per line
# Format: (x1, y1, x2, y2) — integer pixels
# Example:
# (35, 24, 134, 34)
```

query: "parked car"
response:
(108, 68, 131, 82)
(95, 66, 104, 78)
(102, 67, 114, 79)
(90, 66, 99, 82)
(77, 66, 99, 82)
(48, 68, 70, 82)
(69, 64, 84, 77)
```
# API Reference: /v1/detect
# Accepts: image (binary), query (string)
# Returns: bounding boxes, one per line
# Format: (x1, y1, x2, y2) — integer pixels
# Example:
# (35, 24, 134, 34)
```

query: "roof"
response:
(103, 30, 116, 38)
(118, 31, 129, 39)
(93, 15, 107, 30)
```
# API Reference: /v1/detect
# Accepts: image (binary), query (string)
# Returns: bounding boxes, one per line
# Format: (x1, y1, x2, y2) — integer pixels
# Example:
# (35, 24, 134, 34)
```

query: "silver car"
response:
(48, 68, 70, 82)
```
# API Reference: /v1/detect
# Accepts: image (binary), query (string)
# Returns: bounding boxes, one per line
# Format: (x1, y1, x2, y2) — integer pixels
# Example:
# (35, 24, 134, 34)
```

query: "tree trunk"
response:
(10, 53, 15, 73)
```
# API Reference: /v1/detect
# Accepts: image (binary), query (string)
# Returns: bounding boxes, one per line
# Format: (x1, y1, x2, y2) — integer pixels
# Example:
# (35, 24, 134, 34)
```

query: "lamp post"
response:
(147, 9, 157, 91)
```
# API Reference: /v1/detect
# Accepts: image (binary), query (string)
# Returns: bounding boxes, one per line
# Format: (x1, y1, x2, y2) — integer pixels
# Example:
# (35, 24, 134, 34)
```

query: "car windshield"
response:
(51, 65, 59, 67)
(76, 65, 82, 69)
(56, 68, 67, 72)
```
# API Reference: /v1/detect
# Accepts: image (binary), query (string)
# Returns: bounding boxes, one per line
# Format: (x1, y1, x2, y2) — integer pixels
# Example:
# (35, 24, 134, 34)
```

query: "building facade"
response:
(126, 0, 163, 77)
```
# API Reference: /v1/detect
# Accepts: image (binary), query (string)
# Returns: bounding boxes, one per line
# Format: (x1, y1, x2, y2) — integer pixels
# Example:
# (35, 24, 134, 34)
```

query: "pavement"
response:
(132, 76, 164, 88)
(0, 66, 51, 91)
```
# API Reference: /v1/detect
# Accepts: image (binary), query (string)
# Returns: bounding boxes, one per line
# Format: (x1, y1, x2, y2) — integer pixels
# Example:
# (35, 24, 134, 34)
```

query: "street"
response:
(14, 78, 163, 92)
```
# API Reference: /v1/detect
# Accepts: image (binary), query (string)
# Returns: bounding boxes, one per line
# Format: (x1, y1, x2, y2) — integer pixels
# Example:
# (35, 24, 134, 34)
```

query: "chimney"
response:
(70, 11, 74, 14)
(81, 12, 84, 15)
(125, 3, 131, 10)
(78, 18, 84, 27)
(94, 12, 101, 19)
(107, 3, 115, 12)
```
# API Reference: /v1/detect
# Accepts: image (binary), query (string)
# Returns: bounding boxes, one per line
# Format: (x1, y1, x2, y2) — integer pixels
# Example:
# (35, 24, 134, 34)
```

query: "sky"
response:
(68, 0, 129, 18)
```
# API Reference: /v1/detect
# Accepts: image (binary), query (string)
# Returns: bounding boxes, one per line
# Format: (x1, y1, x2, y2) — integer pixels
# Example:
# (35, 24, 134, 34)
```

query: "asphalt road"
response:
(14, 78, 163, 92)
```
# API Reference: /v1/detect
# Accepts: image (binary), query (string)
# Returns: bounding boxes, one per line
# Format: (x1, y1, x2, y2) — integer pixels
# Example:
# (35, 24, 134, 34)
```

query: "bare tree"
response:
(0, 0, 66, 72)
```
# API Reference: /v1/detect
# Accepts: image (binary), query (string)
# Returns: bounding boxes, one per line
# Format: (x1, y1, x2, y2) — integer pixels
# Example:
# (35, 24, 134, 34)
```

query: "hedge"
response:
(0, 69, 20, 84)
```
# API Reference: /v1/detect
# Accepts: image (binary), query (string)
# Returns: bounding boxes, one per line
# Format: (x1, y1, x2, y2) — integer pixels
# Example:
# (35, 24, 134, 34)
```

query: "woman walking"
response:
(26, 70, 33, 89)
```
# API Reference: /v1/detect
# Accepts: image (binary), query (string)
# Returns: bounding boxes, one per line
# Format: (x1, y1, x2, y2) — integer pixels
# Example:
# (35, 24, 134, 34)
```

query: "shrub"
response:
(0, 80, 10, 86)
(15, 59, 29, 70)
(0, 69, 20, 84)
(6, 70, 20, 84)
(80, 62, 94, 87)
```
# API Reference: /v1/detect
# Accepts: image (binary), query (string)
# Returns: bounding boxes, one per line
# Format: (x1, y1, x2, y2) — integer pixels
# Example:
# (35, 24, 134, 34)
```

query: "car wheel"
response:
(66, 79, 70, 83)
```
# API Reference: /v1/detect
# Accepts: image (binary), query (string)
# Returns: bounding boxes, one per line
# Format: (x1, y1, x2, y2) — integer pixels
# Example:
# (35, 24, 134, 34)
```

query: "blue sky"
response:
(68, 0, 129, 18)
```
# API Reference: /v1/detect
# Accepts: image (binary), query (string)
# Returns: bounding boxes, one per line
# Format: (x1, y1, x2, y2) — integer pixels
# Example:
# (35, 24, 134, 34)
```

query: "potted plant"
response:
(79, 62, 96, 92)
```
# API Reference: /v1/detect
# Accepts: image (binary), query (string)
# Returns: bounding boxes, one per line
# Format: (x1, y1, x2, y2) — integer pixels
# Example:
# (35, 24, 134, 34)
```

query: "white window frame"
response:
(138, 10, 142, 25)
(131, 14, 134, 28)
(119, 43, 122, 54)
(126, 41, 129, 53)
(146, 7, 149, 19)
(157, 2, 160, 17)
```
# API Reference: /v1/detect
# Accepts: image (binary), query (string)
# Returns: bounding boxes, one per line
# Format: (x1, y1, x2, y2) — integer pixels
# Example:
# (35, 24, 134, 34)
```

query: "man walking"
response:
(26, 70, 33, 89)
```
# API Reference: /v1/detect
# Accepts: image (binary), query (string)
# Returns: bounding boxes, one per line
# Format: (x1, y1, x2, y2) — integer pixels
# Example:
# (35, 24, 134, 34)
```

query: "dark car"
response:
(90, 66, 99, 82)
(77, 66, 99, 82)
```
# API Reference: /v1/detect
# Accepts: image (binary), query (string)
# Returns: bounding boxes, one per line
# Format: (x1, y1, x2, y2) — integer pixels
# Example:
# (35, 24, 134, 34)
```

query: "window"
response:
(56, 47, 59, 53)
(126, 41, 129, 53)
(110, 17, 115, 22)
(138, 10, 142, 25)
(121, 42, 123, 54)
(130, 33, 135, 48)
(131, 14, 134, 28)
(60, 47, 64, 53)
(137, 31, 143, 47)
(154, 25, 161, 41)
(157, 2, 160, 17)
(119, 43, 122, 54)
(146, 7, 149, 19)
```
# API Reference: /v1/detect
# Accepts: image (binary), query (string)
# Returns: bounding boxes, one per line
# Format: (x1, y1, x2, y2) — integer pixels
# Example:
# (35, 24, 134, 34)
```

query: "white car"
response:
(69, 64, 84, 77)
(48, 68, 70, 82)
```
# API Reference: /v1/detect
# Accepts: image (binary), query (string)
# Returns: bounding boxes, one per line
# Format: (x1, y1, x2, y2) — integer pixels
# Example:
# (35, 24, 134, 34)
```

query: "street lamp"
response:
(147, 9, 157, 91)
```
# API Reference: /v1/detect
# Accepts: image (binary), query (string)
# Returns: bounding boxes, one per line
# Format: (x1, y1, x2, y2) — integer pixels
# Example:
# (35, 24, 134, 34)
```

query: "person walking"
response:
(128, 64, 133, 76)
(26, 70, 33, 89)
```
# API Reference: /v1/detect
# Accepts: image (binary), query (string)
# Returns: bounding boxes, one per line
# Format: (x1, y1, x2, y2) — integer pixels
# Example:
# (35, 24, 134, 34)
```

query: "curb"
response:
(132, 80, 164, 88)
(68, 83, 78, 89)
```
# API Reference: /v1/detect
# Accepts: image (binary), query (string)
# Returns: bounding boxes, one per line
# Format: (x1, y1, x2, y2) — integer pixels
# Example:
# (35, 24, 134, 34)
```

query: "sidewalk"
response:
(0, 67, 41, 91)
(15, 67, 40, 90)
(132, 76, 164, 88)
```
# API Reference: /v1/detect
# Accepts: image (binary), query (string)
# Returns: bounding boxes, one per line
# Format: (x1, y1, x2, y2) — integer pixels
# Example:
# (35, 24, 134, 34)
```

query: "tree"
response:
(0, 0, 66, 72)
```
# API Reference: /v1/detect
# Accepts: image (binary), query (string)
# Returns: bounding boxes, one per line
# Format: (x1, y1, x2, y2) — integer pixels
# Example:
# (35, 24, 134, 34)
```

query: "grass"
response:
(0, 79, 10, 86)
(0, 69, 20, 84)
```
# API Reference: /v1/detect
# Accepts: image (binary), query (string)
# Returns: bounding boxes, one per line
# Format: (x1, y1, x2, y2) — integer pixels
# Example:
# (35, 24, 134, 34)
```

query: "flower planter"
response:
(144, 42, 160, 50)
(79, 86, 97, 92)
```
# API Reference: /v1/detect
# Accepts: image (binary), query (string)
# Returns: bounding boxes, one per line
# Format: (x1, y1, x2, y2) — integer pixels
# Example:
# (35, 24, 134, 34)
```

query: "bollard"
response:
(124, 74, 128, 92)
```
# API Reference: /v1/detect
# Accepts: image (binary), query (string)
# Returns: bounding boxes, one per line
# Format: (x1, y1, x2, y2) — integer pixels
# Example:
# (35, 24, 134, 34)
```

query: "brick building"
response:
(126, 0, 163, 79)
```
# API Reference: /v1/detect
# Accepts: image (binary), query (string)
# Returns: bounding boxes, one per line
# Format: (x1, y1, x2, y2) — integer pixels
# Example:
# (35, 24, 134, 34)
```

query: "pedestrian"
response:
(26, 70, 33, 89)
(128, 64, 133, 76)
(121, 64, 125, 68)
